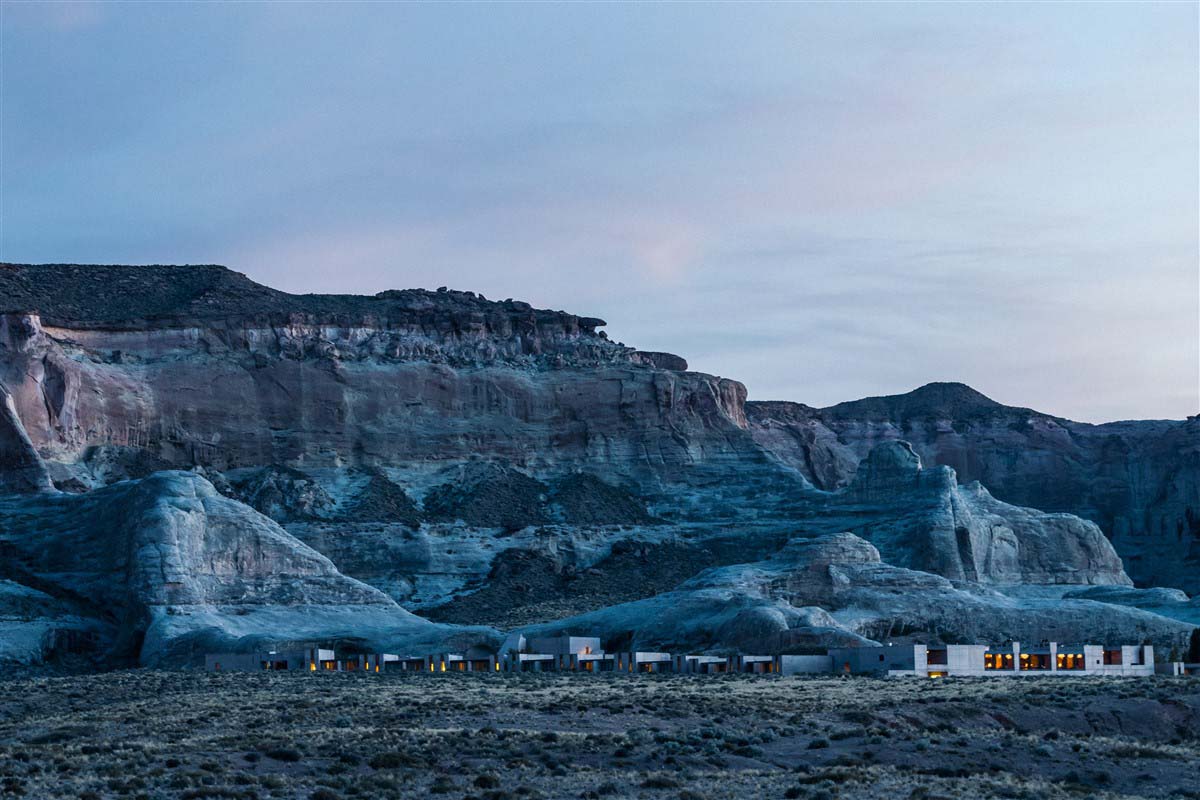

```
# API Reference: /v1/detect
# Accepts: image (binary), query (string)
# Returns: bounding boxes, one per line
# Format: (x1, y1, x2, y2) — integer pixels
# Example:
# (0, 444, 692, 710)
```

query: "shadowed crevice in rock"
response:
(0, 389, 53, 494)
(78, 445, 172, 487)
(228, 465, 337, 522)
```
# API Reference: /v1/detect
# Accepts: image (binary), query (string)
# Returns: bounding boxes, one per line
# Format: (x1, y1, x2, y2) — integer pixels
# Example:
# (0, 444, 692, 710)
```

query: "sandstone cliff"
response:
(795, 441, 1130, 586)
(0, 264, 1193, 665)
(748, 382, 1199, 592)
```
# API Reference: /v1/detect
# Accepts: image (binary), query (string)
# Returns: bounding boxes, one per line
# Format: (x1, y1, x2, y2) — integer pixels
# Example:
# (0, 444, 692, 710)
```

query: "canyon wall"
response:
(748, 383, 1199, 593)
(0, 264, 1193, 665)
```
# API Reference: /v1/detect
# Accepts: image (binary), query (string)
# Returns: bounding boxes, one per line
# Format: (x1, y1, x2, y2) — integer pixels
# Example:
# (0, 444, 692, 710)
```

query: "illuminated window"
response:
(987, 653, 1015, 670)
(1020, 653, 1049, 670)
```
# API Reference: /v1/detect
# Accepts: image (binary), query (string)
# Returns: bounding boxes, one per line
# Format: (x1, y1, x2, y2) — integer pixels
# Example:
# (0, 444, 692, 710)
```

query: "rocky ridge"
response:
(748, 382, 1200, 592)
(0, 264, 1194, 667)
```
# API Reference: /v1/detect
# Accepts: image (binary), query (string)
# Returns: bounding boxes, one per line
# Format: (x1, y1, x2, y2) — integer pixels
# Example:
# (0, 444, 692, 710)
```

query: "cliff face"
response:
(809, 441, 1130, 586)
(0, 264, 1193, 665)
(747, 384, 1200, 593)
(0, 280, 757, 488)
(0, 264, 780, 664)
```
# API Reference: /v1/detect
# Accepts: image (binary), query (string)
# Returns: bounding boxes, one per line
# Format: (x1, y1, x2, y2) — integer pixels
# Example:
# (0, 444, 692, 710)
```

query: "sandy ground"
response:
(0, 671, 1197, 799)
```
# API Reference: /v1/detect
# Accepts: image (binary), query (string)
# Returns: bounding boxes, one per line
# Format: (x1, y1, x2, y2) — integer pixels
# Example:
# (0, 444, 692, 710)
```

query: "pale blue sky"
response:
(3, 2, 1197, 421)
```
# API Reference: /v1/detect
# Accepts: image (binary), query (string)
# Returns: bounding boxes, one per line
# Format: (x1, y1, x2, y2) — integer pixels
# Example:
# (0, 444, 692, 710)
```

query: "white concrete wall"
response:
(942, 645, 988, 676)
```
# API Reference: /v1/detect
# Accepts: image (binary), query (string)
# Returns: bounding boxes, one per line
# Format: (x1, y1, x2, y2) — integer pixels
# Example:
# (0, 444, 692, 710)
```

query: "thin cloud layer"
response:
(2, 3, 1196, 422)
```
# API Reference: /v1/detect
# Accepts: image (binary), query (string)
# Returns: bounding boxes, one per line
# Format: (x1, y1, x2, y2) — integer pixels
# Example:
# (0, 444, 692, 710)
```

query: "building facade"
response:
(204, 640, 1169, 679)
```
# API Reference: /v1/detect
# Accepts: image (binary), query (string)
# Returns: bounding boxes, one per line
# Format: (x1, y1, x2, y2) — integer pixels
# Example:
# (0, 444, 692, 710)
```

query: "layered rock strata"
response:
(748, 382, 1199, 592)
(0, 264, 1193, 666)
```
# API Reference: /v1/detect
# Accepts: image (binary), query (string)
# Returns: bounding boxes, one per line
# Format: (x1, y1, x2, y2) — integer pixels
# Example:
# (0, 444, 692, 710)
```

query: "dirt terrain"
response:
(0, 671, 1197, 799)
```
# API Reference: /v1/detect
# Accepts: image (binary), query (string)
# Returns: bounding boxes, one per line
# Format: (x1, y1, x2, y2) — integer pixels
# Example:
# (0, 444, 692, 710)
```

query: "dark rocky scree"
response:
(0, 264, 1195, 668)
(420, 465, 655, 530)
(423, 463, 550, 530)
(548, 473, 658, 526)
(223, 465, 427, 527)
(424, 533, 780, 629)
(343, 468, 424, 527)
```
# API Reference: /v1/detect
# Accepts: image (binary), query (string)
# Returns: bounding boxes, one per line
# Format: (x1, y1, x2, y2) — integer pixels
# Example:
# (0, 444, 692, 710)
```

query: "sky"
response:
(2, 2, 1197, 422)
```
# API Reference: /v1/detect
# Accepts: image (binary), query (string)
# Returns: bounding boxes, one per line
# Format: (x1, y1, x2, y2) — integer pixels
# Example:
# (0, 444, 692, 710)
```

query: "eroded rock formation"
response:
(800, 441, 1131, 586)
(519, 532, 1191, 656)
(0, 470, 495, 665)
(748, 382, 1200, 592)
(0, 264, 1193, 665)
